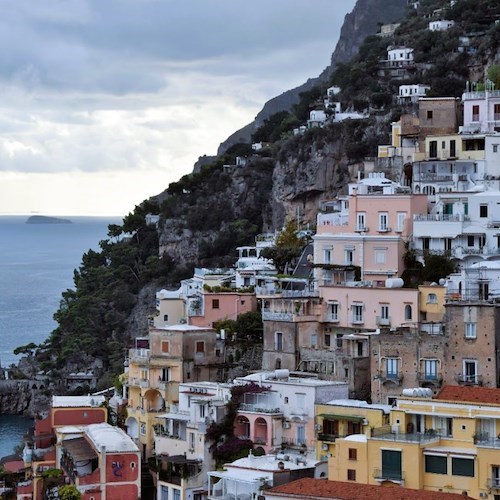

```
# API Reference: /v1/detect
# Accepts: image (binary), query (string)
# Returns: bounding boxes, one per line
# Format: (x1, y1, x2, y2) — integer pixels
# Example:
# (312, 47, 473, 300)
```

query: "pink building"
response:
(320, 285, 419, 331)
(189, 291, 257, 328)
(314, 174, 428, 283)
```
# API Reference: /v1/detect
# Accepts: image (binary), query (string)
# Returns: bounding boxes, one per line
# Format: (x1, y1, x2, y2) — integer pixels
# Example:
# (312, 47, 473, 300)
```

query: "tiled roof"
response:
(437, 385, 500, 405)
(266, 478, 467, 499)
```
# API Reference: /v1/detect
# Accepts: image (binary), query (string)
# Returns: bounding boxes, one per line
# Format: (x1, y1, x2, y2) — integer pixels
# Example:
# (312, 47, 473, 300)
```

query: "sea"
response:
(0, 214, 122, 458)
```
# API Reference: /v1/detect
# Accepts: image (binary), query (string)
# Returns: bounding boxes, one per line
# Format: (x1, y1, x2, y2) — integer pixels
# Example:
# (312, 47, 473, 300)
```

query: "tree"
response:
(58, 485, 82, 500)
(487, 64, 500, 89)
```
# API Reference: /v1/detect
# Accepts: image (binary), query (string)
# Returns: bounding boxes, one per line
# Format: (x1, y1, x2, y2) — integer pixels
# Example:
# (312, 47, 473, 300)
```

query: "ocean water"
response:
(0, 214, 122, 458)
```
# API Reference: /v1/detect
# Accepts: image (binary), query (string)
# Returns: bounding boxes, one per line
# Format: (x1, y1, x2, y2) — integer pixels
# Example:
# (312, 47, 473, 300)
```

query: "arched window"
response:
(276, 358, 282, 369)
(427, 293, 438, 304)
(404, 304, 412, 320)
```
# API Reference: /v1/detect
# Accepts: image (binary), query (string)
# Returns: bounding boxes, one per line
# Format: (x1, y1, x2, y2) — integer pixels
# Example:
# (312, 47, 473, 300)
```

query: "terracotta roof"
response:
(437, 385, 500, 405)
(266, 478, 467, 499)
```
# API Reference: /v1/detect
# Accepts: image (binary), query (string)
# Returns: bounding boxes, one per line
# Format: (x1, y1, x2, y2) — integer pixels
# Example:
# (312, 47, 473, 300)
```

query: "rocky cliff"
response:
(218, 0, 407, 154)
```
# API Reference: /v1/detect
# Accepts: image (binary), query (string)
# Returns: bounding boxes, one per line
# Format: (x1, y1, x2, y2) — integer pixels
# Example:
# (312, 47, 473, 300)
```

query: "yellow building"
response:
(330, 386, 500, 498)
(316, 400, 391, 462)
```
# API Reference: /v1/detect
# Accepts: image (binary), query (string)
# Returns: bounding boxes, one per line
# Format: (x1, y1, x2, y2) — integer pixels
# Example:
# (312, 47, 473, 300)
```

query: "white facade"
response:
(398, 84, 430, 103)
(412, 190, 500, 264)
(387, 47, 414, 64)
(461, 89, 500, 134)
(429, 20, 455, 31)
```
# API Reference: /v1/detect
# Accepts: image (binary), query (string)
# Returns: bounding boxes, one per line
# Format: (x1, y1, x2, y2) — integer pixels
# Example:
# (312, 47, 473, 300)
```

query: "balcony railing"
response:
(413, 214, 468, 222)
(376, 371, 404, 385)
(317, 433, 339, 442)
(239, 403, 282, 414)
(455, 373, 483, 386)
(487, 477, 500, 488)
(371, 427, 440, 444)
(262, 310, 293, 321)
(416, 372, 443, 386)
(281, 437, 308, 448)
(376, 316, 391, 326)
(373, 468, 405, 482)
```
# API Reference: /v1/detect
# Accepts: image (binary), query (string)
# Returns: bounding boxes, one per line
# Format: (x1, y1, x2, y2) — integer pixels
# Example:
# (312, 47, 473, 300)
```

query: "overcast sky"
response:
(0, 0, 356, 216)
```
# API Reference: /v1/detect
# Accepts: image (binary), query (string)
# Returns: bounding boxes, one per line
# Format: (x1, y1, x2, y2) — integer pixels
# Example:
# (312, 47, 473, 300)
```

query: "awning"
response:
(319, 414, 365, 422)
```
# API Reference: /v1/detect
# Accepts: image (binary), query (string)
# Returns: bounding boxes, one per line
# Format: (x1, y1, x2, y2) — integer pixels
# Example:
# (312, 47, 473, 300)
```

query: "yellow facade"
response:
(331, 391, 500, 498)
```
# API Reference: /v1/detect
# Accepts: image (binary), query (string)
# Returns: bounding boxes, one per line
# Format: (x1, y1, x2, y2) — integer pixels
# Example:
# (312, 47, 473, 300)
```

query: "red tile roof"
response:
(437, 385, 500, 405)
(266, 478, 467, 499)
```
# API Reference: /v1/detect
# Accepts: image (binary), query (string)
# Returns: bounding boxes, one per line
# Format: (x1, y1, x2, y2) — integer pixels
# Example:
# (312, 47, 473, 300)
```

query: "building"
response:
(208, 452, 324, 500)
(429, 20, 455, 31)
(125, 324, 225, 459)
(461, 86, 500, 134)
(153, 381, 232, 500)
(329, 385, 500, 498)
(398, 84, 430, 104)
(234, 370, 349, 458)
(57, 422, 141, 500)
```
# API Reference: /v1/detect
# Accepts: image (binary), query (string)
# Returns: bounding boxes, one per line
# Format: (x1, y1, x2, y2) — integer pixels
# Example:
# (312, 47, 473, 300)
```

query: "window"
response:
(465, 322, 477, 339)
(140, 422, 146, 435)
(463, 359, 477, 383)
(381, 449, 402, 480)
(189, 432, 195, 450)
(328, 302, 339, 322)
(173, 489, 181, 500)
(494, 144, 499, 153)
(427, 110, 433, 120)
(324, 333, 331, 347)
(495, 104, 500, 120)
(345, 249, 354, 265)
(380, 304, 389, 320)
(212, 299, 220, 309)
(480, 204, 488, 218)
(161, 341, 170, 353)
(311, 334, 317, 347)
(379, 212, 389, 231)
(199, 404, 206, 418)
(275, 332, 283, 351)
(450, 139, 456, 157)
(349, 448, 358, 460)
(140, 369, 148, 381)
(196, 341, 205, 353)
(163, 314, 169, 322)
(324, 249, 331, 264)
(347, 469, 356, 481)
(357, 341, 363, 357)
(404, 304, 412, 320)
(323, 418, 338, 436)
(386, 358, 399, 379)
(425, 455, 447, 474)
(427, 293, 437, 304)
(423, 359, 438, 380)
(375, 250, 386, 264)
(336, 334, 343, 348)
(297, 424, 306, 445)
(429, 140, 437, 158)
(275, 358, 281, 369)
(472, 105, 480, 122)
(396, 212, 406, 232)
(160, 368, 170, 382)
(467, 235, 475, 247)
(356, 212, 366, 231)
(352, 304, 363, 323)
(452, 457, 474, 477)
(130, 462, 136, 470)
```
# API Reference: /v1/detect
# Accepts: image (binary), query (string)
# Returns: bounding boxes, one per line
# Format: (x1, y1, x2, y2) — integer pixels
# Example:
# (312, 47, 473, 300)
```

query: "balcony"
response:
(129, 348, 150, 364)
(455, 373, 483, 386)
(281, 437, 308, 448)
(317, 433, 339, 442)
(371, 426, 440, 444)
(128, 377, 150, 389)
(373, 468, 404, 482)
(378, 227, 391, 233)
(376, 316, 391, 327)
(417, 372, 443, 387)
(488, 477, 500, 489)
(261, 310, 293, 321)
(351, 316, 364, 325)
(239, 403, 282, 415)
(355, 225, 369, 233)
(376, 371, 403, 385)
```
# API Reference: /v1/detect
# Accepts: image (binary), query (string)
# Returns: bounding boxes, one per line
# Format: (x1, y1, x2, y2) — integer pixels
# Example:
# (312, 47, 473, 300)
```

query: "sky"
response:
(0, 0, 356, 216)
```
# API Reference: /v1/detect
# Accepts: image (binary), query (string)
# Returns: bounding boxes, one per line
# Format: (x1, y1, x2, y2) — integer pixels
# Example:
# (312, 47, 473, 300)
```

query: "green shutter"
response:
(382, 449, 402, 480)
(452, 457, 474, 477)
(425, 455, 447, 474)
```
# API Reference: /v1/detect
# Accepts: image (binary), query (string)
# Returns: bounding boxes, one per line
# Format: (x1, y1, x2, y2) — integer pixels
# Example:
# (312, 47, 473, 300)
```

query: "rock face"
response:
(217, 0, 407, 154)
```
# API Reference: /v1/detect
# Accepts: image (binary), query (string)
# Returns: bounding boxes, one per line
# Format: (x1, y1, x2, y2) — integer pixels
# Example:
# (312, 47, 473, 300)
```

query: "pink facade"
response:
(189, 291, 257, 328)
(315, 193, 428, 281)
(320, 285, 419, 330)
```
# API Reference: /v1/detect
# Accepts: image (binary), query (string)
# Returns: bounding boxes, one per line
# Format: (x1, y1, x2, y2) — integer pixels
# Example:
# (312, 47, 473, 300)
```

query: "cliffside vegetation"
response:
(15, 0, 500, 393)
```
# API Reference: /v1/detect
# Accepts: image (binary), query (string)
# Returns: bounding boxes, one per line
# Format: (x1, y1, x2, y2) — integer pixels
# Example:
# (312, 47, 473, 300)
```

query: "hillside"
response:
(9, 0, 500, 404)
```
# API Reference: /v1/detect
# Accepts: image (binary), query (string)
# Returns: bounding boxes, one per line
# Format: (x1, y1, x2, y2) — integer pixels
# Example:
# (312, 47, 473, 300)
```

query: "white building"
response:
(387, 47, 414, 66)
(154, 381, 233, 500)
(429, 20, 455, 31)
(398, 84, 430, 103)
(461, 86, 500, 134)
(207, 451, 325, 500)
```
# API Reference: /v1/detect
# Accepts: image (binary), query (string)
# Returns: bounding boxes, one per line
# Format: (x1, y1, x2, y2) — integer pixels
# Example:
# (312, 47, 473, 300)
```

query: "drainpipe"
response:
(100, 445, 106, 500)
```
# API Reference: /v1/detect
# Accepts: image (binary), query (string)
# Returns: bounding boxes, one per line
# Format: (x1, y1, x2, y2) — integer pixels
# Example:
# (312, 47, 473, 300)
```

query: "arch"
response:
(125, 417, 139, 439)
(404, 304, 412, 320)
(254, 417, 268, 445)
(144, 389, 165, 412)
(234, 415, 250, 439)
(275, 358, 282, 370)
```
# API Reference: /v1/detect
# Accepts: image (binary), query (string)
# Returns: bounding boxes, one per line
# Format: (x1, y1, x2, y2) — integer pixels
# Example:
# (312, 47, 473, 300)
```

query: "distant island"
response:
(26, 215, 73, 224)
